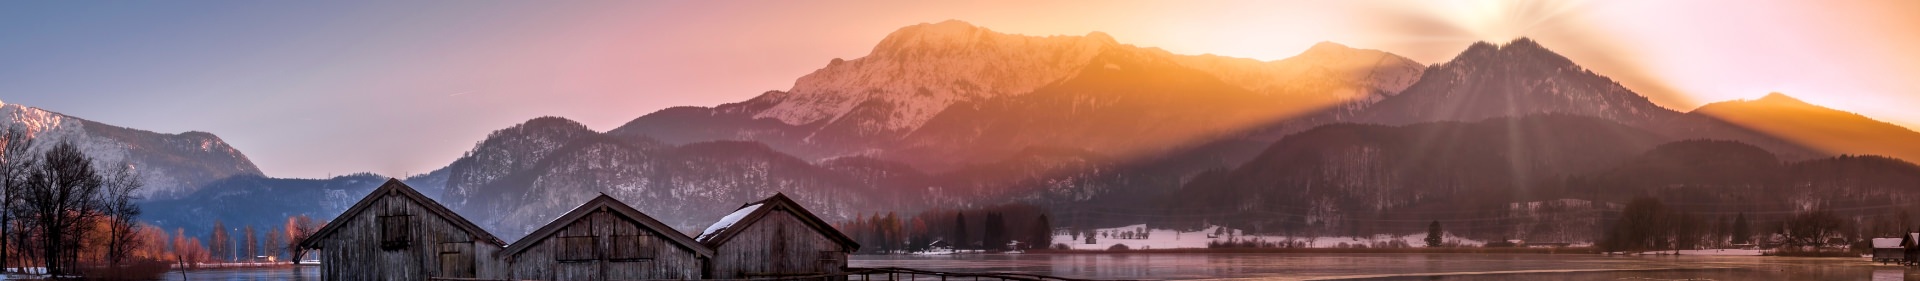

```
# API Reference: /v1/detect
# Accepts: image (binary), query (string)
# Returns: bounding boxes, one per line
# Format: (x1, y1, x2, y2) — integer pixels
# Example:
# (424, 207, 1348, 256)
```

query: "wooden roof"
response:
(500, 194, 715, 258)
(298, 178, 505, 248)
(694, 193, 860, 251)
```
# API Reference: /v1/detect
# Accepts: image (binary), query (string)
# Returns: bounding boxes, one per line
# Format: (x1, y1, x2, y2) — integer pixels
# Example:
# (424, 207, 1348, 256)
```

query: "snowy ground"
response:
(1050, 224, 1490, 250)
(1, 267, 48, 280)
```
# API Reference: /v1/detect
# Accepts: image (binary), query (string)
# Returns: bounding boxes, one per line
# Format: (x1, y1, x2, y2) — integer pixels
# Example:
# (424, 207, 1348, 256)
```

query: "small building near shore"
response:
(1903, 233, 1920, 265)
(1874, 238, 1904, 263)
(499, 194, 714, 280)
(696, 193, 860, 279)
(298, 179, 509, 280)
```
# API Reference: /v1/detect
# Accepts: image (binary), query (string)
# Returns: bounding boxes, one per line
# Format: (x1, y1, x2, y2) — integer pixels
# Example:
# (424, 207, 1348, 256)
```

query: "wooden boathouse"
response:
(695, 193, 861, 279)
(500, 194, 715, 280)
(301, 182, 1080, 280)
(297, 179, 509, 280)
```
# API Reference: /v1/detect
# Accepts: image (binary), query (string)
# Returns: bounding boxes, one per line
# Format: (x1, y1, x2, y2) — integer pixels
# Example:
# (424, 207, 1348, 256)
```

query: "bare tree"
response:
(285, 214, 322, 262)
(264, 230, 285, 262)
(19, 141, 106, 275)
(242, 225, 256, 262)
(209, 220, 227, 262)
(101, 162, 144, 268)
(0, 129, 33, 273)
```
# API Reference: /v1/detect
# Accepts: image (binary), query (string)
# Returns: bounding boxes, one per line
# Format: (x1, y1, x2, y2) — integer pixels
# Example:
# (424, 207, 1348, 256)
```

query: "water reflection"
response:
(156, 254, 1913, 280)
(851, 253, 1912, 280)
(159, 266, 317, 281)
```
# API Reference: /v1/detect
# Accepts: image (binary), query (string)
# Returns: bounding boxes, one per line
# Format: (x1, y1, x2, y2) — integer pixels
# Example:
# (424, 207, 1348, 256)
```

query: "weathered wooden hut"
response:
(500, 194, 714, 280)
(695, 193, 860, 279)
(298, 179, 509, 280)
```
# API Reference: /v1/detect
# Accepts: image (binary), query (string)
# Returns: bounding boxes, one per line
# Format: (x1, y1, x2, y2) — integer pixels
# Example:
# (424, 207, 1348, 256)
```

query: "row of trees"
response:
(1600, 197, 1852, 252)
(839, 204, 1055, 253)
(0, 130, 329, 278)
(0, 130, 148, 275)
(196, 214, 325, 263)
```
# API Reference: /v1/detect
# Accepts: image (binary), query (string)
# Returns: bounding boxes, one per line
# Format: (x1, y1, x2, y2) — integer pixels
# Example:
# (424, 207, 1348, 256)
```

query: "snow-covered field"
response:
(1050, 224, 1491, 250)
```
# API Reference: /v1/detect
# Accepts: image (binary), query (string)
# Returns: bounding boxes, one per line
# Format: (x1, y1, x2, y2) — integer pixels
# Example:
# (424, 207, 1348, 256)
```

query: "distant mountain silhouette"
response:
(1690, 92, 1920, 165)
(1362, 38, 1677, 126)
(1353, 38, 1824, 161)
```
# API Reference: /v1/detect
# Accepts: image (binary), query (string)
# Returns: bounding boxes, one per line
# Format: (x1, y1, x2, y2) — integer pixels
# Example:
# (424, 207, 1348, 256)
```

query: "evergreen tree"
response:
(882, 212, 899, 253)
(867, 213, 879, 253)
(1714, 216, 1732, 247)
(1030, 214, 1053, 250)
(1731, 213, 1751, 245)
(953, 213, 969, 251)
(983, 213, 1004, 252)
(1425, 220, 1443, 248)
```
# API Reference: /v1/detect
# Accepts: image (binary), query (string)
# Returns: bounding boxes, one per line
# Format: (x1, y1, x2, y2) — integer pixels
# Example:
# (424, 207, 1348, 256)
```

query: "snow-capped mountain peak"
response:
(1360, 37, 1675, 126)
(755, 20, 1121, 135)
(0, 102, 262, 199)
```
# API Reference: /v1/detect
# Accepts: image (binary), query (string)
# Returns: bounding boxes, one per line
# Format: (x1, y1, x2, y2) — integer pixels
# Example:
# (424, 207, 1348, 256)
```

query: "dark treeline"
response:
(1601, 196, 1867, 254)
(838, 203, 1055, 253)
(1168, 130, 1920, 244)
(200, 213, 322, 264)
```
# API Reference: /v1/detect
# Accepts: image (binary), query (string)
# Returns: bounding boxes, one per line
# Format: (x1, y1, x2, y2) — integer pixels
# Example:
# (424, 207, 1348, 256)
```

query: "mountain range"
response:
(11, 20, 1920, 242)
(0, 101, 261, 199)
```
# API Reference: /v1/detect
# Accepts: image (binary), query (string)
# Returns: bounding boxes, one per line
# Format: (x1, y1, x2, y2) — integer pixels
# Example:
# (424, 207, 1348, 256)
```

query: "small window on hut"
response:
(555, 236, 598, 262)
(379, 215, 414, 250)
(607, 234, 656, 261)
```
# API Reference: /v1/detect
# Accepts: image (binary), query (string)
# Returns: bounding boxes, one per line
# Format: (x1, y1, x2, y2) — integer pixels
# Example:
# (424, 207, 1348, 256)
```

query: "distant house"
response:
(1904, 233, 1920, 266)
(1873, 237, 1904, 264)
(927, 239, 953, 252)
(298, 179, 509, 280)
(499, 194, 714, 280)
(696, 193, 861, 279)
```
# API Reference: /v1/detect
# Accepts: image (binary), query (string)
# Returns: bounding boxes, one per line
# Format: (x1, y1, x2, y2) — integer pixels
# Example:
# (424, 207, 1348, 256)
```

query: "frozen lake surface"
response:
(154, 253, 1911, 280)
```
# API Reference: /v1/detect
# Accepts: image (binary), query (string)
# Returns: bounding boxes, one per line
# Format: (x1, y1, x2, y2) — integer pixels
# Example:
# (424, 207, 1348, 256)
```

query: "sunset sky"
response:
(2, 0, 1916, 178)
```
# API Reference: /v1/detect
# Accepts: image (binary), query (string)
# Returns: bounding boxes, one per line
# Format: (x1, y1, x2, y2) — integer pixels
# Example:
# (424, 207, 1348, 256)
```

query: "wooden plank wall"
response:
(317, 193, 509, 281)
(506, 208, 704, 280)
(709, 208, 847, 279)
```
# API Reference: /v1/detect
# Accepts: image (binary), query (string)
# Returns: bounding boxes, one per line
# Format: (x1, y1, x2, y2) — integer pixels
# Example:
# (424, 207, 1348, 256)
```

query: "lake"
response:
(156, 253, 1910, 280)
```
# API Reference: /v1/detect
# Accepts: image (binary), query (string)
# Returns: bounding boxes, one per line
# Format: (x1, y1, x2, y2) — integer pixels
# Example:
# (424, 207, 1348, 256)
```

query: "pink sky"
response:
(3, 0, 1915, 178)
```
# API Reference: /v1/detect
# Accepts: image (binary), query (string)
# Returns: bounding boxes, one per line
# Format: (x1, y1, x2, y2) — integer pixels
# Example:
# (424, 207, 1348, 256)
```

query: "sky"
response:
(1, 0, 1916, 178)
